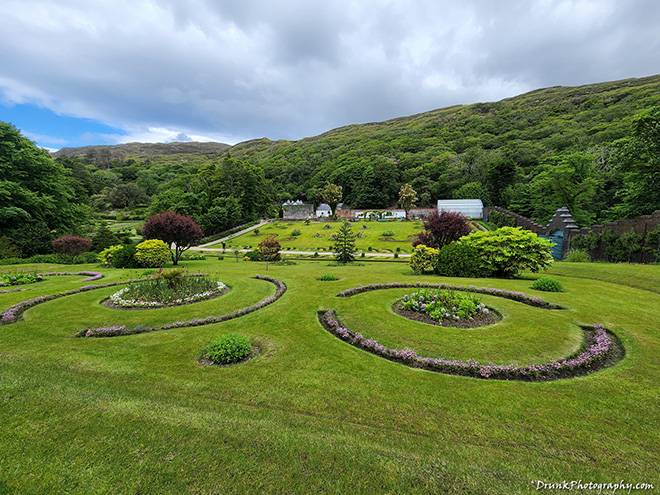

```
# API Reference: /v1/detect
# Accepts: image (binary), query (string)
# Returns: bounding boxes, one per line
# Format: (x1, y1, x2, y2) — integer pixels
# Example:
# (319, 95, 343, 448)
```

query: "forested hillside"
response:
(1, 75, 659, 256)
(228, 74, 659, 225)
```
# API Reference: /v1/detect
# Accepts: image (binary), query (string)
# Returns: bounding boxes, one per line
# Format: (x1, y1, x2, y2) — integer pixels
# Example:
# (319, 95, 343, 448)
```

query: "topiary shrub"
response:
(456, 227, 553, 278)
(317, 273, 339, 281)
(409, 245, 438, 274)
(290, 229, 301, 237)
(201, 334, 252, 365)
(134, 239, 171, 268)
(564, 249, 591, 262)
(531, 276, 564, 292)
(52, 235, 92, 256)
(98, 244, 124, 267)
(435, 242, 483, 277)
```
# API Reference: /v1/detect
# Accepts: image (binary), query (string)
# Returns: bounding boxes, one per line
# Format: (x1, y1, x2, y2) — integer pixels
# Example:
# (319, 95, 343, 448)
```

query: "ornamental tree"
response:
(398, 183, 418, 219)
(333, 221, 357, 264)
(413, 211, 471, 249)
(52, 235, 92, 256)
(142, 211, 203, 265)
(258, 235, 281, 262)
(321, 182, 343, 217)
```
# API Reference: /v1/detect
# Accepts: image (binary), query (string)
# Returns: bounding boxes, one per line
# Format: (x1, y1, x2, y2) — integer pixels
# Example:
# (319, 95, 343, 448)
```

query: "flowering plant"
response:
(401, 289, 486, 321)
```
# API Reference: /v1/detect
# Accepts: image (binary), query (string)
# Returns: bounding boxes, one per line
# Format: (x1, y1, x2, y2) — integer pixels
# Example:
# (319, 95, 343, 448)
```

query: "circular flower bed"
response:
(106, 271, 228, 309)
(199, 333, 255, 366)
(394, 289, 501, 328)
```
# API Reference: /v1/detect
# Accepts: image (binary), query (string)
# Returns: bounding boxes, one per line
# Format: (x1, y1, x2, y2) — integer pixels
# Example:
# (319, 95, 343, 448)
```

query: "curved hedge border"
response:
(337, 282, 564, 309)
(78, 275, 287, 337)
(318, 310, 623, 381)
(1, 276, 137, 325)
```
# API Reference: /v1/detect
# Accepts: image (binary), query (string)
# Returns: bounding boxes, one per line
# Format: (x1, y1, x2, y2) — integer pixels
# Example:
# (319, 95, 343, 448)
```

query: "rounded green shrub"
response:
(531, 276, 564, 292)
(409, 245, 439, 274)
(98, 244, 124, 267)
(202, 334, 252, 365)
(110, 244, 138, 268)
(317, 273, 339, 281)
(134, 239, 171, 268)
(434, 242, 483, 277)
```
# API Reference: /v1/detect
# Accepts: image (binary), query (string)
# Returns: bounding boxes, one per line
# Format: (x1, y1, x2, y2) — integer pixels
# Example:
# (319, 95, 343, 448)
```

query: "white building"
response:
(316, 203, 332, 218)
(437, 199, 484, 219)
(352, 209, 406, 220)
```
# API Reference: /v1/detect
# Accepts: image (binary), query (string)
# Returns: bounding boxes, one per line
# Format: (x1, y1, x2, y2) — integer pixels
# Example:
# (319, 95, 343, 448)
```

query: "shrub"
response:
(244, 250, 262, 261)
(91, 223, 122, 251)
(434, 242, 483, 277)
(317, 273, 339, 281)
(52, 235, 92, 256)
(0, 236, 19, 259)
(110, 245, 138, 268)
(134, 239, 171, 268)
(531, 276, 564, 292)
(179, 251, 206, 261)
(488, 210, 517, 228)
(291, 229, 302, 237)
(259, 235, 281, 261)
(564, 249, 591, 262)
(413, 210, 470, 249)
(98, 244, 124, 267)
(323, 224, 333, 230)
(381, 230, 395, 237)
(201, 334, 252, 365)
(607, 232, 643, 262)
(456, 227, 553, 278)
(410, 245, 438, 274)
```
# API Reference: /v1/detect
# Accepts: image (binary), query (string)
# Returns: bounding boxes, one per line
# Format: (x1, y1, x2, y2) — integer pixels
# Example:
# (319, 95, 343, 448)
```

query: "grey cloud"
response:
(0, 0, 658, 143)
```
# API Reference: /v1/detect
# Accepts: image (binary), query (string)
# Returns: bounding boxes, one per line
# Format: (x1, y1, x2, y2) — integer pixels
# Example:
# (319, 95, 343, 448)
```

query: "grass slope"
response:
(210, 220, 426, 253)
(0, 260, 658, 493)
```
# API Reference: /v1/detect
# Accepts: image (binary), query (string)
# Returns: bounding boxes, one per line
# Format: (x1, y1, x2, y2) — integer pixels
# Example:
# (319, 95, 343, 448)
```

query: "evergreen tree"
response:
(333, 221, 357, 264)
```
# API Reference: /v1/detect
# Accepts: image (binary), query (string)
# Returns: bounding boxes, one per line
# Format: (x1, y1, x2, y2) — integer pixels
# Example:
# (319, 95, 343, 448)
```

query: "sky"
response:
(0, 0, 658, 151)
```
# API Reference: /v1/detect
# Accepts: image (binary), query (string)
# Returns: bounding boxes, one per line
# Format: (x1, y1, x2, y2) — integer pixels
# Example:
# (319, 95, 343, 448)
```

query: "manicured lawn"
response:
(209, 219, 426, 253)
(546, 261, 660, 293)
(0, 260, 658, 493)
(105, 219, 144, 242)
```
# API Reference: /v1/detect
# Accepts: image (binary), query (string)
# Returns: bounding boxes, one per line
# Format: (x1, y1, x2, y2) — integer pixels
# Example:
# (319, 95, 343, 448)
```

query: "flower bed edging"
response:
(40, 271, 104, 281)
(1, 278, 140, 325)
(317, 310, 623, 381)
(78, 275, 287, 337)
(337, 283, 564, 309)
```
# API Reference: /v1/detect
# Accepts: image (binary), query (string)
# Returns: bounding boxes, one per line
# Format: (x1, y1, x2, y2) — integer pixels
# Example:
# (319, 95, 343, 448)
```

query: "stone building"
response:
(282, 200, 314, 220)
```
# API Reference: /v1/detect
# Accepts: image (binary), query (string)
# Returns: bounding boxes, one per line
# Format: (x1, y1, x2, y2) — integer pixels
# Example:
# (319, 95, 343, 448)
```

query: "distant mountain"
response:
(54, 141, 231, 164)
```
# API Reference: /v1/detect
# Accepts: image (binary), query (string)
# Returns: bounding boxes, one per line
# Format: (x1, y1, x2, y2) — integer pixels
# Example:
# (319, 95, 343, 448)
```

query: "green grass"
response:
(0, 260, 658, 493)
(546, 261, 660, 293)
(209, 220, 425, 253)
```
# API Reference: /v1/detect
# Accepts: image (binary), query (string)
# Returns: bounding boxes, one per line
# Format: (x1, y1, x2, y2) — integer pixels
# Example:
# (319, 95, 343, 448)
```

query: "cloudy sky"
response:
(0, 0, 658, 149)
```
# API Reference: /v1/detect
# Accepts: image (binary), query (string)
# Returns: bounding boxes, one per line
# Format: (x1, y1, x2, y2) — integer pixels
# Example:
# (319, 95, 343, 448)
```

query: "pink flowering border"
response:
(318, 310, 623, 381)
(1, 276, 139, 325)
(337, 282, 563, 309)
(78, 275, 287, 337)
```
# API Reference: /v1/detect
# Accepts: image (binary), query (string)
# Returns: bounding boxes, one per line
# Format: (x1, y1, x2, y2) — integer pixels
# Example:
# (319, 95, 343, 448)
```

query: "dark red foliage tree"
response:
(258, 235, 281, 262)
(52, 235, 92, 256)
(142, 211, 203, 265)
(412, 211, 471, 248)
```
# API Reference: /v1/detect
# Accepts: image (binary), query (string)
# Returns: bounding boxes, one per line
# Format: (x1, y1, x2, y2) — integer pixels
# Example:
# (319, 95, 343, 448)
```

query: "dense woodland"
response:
(1, 75, 659, 257)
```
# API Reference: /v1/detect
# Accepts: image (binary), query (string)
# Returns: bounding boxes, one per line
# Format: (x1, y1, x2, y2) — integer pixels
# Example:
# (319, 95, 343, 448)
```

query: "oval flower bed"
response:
(318, 310, 623, 381)
(105, 273, 228, 309)
(0, 272, 44, 287)
(394, 289, 501, 328)
(79, 275, 287, 337)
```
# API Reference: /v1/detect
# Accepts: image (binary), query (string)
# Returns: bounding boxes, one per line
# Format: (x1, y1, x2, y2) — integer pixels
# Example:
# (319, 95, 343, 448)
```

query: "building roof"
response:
(316, 203, 332, 211)
(437, 199, 484, 207)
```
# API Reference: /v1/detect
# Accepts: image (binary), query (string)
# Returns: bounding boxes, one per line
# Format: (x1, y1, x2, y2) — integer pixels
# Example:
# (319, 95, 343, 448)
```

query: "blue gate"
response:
(541, 230, 564, 260)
